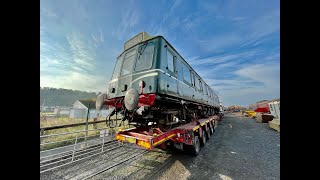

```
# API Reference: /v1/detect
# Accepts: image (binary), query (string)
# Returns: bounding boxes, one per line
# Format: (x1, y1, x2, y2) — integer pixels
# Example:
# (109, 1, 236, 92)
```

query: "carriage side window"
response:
(176, 58, 183, 80)
(121, 49, 136, 76)
(182, 63, 192, 84)
(204, 84, 208, 95)
(167, 50, 174, 72)
(199, 80, 203, 92)
(195, 76, 200, 90)
(135, 42, 155, 71)
(190, 71, 194, 86)
(191, 72, 195, 86)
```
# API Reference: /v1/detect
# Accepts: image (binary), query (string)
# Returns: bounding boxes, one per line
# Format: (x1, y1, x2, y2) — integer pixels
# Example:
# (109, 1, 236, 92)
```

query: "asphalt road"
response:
(41, 113, 280, 180)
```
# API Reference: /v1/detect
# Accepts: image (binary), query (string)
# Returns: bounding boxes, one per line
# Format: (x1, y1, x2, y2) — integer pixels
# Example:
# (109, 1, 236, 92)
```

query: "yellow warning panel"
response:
(126, 136, 137, 144)
(116, 134, 125, 141)
(137, 140, 151, 149)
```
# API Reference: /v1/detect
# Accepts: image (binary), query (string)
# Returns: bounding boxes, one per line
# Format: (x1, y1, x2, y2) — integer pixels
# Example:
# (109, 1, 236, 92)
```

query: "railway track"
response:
(82, 149, 149, 179)
(40, 126, 176, 179)
(40, 140, 120, 173)
(41, 139, 173, 180)
(86, 148, 173, 180)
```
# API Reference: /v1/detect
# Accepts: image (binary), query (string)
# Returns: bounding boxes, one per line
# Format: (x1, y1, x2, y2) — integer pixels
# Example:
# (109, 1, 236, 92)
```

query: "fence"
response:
(40, 118, 133, 174)
(40, 127, 117, 173)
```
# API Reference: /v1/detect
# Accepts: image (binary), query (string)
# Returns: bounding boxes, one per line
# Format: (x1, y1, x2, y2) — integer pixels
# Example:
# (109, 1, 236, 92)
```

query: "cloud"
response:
(91, 28, 104, 48)
(148, 0, 183, 39)
(161, 0, 183, 24)
(187, 50, 259, 66)
(247, 10, 280, 40)
(234, 63, 280, 88)
(112, 9, 139, 40)
(41, 28, 106, 92)
(198, 34, 243, 52)
(66, 31, 96, 71)
(210, 63, 280, 106)
(182, 3, 279, 52)
(40, 71, 108, 93)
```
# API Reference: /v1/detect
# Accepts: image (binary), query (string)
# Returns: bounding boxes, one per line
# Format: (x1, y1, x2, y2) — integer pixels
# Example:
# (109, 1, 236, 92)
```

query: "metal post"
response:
(40, 129, 44, 150)
(111, 127, 114, 140)
(40, 129, 44, 143)
(84, 104, 90, 144)
(71, 136, 78, 162)
(101, 129, 106, 152)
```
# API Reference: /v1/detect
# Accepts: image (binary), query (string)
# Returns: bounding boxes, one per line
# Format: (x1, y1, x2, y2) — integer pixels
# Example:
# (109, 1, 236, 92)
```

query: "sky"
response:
(40, 0, 280, 107)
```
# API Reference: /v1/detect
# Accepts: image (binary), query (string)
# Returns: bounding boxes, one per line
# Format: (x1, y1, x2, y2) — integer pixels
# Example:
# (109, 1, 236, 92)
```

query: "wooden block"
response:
(255, 113, 263, 123)
(269, 119, 280, 132)
(256, 113, 274, 123)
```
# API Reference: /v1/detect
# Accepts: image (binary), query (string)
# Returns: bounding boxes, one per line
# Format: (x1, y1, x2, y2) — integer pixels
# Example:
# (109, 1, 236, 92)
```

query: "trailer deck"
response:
(116, 115, 221, 155)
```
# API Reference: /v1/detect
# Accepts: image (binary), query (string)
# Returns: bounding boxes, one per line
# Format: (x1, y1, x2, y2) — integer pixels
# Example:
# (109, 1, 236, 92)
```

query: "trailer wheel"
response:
(209, 124, 214, 135)
(206, 129, 211, 140)
(211, 121, 216, 132)
(186, 135, 200, 156)
(200, 130, 207, 146)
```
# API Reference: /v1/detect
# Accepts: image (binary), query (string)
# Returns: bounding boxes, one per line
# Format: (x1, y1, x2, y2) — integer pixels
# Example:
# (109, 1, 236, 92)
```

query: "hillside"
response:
(40, 87, 99, 106)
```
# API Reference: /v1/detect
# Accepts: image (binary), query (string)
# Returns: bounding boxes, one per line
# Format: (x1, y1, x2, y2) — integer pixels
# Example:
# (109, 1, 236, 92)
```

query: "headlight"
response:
(96, 93, 107, 111)
(124, 88, 139, 111)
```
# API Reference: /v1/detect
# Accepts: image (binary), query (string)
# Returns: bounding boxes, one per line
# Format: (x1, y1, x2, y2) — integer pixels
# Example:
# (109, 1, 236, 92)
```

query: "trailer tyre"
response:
(206, 129, 211, 140)
(210, 125, 214, 135)
(186, 136, 200, 156)
(200, 131, 206, 146)
(212, 121, 216, 132)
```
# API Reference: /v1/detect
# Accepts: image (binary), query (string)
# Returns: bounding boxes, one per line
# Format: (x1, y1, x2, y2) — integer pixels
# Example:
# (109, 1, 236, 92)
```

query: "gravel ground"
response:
(153, 113, 280, 180)
(41, 113, 280, 180)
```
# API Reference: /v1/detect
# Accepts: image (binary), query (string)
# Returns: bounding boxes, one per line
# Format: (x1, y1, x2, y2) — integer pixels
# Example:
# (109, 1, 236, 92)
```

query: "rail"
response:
(40, 127, 118, 173)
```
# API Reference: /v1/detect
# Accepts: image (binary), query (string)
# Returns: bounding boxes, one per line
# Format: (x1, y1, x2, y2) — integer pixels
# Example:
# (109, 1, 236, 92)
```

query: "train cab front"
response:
(96, 91, 157, 125)
(95, 32, 160, 127)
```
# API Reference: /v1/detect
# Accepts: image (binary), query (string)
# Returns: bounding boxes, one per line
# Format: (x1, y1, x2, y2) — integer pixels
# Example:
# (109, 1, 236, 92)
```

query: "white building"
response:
(69, 99, 109, 119)
(53, 106, 71, 116)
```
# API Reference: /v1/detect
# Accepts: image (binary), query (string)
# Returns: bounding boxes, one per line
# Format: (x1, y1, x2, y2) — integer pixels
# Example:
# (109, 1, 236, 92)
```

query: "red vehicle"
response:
(249, 100, 270, 113)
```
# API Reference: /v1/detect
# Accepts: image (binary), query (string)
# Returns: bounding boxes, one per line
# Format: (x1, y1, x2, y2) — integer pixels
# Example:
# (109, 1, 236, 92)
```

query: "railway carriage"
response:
(96, 32, 220, 131)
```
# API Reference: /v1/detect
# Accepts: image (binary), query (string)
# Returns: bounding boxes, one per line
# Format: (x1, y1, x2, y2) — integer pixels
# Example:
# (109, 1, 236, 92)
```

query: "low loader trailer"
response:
(116, 115, 221, 156)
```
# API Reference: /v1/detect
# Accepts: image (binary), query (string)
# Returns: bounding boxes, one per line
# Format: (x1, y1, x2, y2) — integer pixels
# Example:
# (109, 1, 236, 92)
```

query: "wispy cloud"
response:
(66, 31, 96, 71)
(91, 28, 104, 48)
(187, 50, 259, 66)
(112, 8, 139, 40)
(40, 71, 108, 93)
(247, 10, 280, 40)
(149, 0, 183, 40)
(198, 34, 243, 53)
(234, 63, 280, 88)
(159, 0, 183, 26)
(206, 62, 280, 106)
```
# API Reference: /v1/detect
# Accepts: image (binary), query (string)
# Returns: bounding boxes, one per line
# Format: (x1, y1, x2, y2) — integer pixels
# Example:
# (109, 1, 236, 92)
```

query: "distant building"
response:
(69, 99, 109, 119)
(227, 105, 246, 111)
(53, 106, 72, 116)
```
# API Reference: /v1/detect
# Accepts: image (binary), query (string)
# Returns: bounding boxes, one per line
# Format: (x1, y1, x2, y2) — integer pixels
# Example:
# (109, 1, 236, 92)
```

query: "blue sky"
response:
(40, 0, 280, 107)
